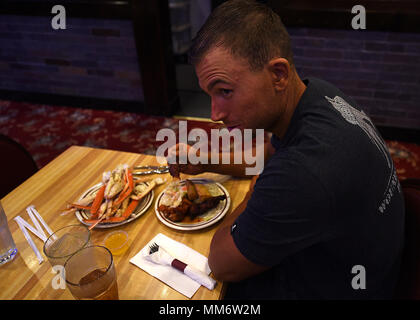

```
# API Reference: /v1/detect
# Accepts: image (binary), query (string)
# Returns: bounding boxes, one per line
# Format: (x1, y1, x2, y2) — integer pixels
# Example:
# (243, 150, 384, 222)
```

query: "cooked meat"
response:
(188, 195, 226, 218)
(186, 179, 199, 201)
(159, 179, 227, 223)
(169, 164, 180, 179)
(159, 197, 191, 222)
(195, 184, 212, 199)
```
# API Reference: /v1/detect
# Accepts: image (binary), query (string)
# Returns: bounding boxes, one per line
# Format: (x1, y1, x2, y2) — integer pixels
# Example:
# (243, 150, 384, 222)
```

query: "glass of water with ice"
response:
(43, 224, 91, 268)
(0, 201, 18, 266)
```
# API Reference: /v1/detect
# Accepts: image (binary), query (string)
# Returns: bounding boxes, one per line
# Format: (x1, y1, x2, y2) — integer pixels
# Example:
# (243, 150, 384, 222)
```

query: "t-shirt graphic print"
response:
(325, 95, 401, 214)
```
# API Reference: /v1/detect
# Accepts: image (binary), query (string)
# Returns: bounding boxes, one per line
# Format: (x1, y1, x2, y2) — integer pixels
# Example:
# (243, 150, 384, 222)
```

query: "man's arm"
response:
(205, 138, 275, 177)
(208, 175, 269, 282)
(167, 137, 275, 178)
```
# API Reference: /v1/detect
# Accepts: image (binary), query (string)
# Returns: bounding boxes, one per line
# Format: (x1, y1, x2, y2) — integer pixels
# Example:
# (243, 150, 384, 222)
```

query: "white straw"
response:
(26, 207, 47, 242)
(15, 215, 47, 242)
(27, 206, 56, 241)
(14, 216, 44, 264)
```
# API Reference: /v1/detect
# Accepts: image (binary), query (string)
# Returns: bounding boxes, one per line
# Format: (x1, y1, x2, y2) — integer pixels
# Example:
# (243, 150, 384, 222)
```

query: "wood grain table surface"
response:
(0, 146, 251, 300)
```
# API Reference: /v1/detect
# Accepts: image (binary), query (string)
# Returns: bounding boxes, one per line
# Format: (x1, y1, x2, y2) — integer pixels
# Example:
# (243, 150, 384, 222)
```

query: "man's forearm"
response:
(202, 140, 272, 177)
(204, 161, 250, 177)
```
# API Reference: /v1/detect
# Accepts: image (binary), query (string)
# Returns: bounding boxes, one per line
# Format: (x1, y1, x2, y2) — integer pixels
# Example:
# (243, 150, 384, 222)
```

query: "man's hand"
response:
(167, 143, 206, 177)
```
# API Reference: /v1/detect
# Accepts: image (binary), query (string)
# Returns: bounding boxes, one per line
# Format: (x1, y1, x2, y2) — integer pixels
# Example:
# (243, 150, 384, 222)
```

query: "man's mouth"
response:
(227, 125, 240, 132)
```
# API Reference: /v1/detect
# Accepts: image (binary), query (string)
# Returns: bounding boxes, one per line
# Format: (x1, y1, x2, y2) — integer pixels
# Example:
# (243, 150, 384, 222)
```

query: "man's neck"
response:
(272, 73, 307, 139)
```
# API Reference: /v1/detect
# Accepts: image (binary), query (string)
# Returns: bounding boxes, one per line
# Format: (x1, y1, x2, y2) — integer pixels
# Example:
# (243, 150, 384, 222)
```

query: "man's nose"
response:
(211, 100, 227, 122)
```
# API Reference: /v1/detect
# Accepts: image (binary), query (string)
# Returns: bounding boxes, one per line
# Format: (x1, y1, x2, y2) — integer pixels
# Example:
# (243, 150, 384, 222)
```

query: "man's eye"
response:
(220, 89, 232, 97)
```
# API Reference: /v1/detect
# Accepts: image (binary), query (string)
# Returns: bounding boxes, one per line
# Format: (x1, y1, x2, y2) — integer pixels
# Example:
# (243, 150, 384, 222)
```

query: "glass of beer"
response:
(64, 245, 119, 300)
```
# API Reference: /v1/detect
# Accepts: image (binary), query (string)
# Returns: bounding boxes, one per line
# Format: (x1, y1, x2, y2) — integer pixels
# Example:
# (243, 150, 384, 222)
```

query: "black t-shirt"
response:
(227, 78, 405, 299)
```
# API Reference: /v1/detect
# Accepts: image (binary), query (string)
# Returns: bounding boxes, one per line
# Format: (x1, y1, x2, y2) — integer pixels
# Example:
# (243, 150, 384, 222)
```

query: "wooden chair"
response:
(0, 134, 38, 199)
(394, 179, 420, 299)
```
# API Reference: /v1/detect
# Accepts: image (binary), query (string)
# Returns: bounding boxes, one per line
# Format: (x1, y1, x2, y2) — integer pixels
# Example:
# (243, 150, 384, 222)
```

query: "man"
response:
(168, 0, 405, 299)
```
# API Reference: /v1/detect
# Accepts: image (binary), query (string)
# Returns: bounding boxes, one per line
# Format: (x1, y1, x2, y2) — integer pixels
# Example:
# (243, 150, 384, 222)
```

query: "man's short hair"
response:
(189, 0, 293, 71)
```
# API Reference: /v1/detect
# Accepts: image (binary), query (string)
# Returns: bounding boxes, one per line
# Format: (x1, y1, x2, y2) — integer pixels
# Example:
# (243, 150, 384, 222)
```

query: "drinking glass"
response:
(43, 224, 90, 268)
(64, 245, 119, 300)
(0, 201, 18, 266)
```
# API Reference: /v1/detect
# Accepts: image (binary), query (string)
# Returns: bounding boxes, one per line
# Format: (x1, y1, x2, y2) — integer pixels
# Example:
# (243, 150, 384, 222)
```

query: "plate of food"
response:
(64, 164, 163, 229)
(155, 178, 231, 231)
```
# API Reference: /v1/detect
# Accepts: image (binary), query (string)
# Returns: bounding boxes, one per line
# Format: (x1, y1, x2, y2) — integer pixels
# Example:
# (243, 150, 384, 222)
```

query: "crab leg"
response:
(104, 165, 125, 199)
(73, 191, 98, 207)
(121, 199, 140, 219)
(114, 197, 129, 217)
(122, 169, 129, 189)
(96, 201, 107, 219)
(130, 178, 165, 201)
(113, 168, 134, 207)
(67, 203, 91, 210)
(85, 216, 126, 225)
(114, 168, 129, 202)
(87, 200, 124, 229)
(90, 184, 106, 216)
(105, 199, 114, 218)
(130, 181, 156, 201)
(61, 207, 77, 216)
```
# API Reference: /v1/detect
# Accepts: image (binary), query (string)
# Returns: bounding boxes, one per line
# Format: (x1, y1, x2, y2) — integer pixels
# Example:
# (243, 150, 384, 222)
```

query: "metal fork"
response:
(133, 165, 168, 170)
(149, 242, 160, 254)
(132, 166, 169, 175)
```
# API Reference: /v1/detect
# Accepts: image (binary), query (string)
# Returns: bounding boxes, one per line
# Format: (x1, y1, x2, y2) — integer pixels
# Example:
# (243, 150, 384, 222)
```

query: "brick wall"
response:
(0, 15, 143, 102)
(288, 27, 420, 130)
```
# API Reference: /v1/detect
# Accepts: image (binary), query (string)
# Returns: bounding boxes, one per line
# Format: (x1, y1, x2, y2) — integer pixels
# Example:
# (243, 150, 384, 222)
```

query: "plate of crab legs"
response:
(62, 164, 167, 229)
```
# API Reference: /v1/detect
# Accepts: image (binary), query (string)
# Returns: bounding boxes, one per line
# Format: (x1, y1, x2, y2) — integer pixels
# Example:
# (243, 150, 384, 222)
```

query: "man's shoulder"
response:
(302, 77, 363, 113)
(304, 77, 345, 95)
(286, 77, 376, 157)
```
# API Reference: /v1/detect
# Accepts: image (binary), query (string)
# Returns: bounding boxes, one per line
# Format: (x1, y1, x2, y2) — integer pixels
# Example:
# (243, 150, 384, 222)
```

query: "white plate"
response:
(75, 182, 154, 229)
(154, 178, 231, 231)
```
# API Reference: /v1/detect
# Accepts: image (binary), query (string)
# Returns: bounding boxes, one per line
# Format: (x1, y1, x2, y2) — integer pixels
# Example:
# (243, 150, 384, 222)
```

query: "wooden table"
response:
(0, 146, 251, 300)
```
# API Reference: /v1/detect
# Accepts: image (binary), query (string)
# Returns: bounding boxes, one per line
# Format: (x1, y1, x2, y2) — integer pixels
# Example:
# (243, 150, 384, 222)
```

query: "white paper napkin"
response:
(129, 233, 215, 298)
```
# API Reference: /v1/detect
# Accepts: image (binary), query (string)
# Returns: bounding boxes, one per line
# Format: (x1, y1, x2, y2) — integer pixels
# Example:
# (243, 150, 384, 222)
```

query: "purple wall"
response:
(0, 15, 143, 102)
(289, 27, 420, 130)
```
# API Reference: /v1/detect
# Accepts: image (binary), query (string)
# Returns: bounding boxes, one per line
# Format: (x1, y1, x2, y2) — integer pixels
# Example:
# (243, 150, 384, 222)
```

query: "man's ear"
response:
(267, 58, 290, 92)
